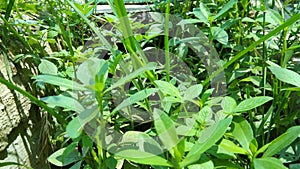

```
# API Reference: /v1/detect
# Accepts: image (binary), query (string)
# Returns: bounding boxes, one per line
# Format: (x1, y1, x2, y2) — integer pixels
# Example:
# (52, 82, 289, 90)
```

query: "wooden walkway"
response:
(96, 4, 151, 13)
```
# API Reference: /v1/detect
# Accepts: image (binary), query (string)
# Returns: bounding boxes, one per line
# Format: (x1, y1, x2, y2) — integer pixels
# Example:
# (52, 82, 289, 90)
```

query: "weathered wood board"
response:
(0, 55, 50, 168)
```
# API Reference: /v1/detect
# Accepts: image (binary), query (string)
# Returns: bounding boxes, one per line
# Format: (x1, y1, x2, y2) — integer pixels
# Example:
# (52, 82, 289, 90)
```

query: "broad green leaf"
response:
(263, 126, 300, 157)
(240, 76, 272, 91)
(121, 131, 163, 155)
(232, 117, 254, 152)
(34, 75, 86, 91)
(163, 96, 182, 103)
(41, 95, 84, 112)
(78, 106, 98, 125)
(233, 96, 273, 112)
(192, 3, 210, 25)
(197, 106, 213, 124)
(48, 30, 59, 38)
(242, 17, 256, 22)
(70, 161, 82, 169)
(105, 62, 157, 93)
(213, 0, 237, 20)
(213, 159, 244, 169)
(76, 58, 108, 86)
(112, 88, 158, 113)
(105, 157, 117, 169)
(210, 27, 228, 45)
(154, 80, 181, 99)
(218, 139, 248, 155)
(254, 157, 287, 169)
(153, 108, 179, 150)
(177, 19, 202, 25)
(180, 118, 232, 167)
(221, 18, 240, 29)
(38, 59, 58, 75)
(115, 149, 173, 167)
(269, 66, 300, 87)
(183, 84, 203, 101)
(82, 135, 93, 148)
(188, 161, 214, 169)
(47, 148, 81, 167)
(256, 9, 283, 25)
(66, 117, 83, 138)
(221, 96, 237, 113)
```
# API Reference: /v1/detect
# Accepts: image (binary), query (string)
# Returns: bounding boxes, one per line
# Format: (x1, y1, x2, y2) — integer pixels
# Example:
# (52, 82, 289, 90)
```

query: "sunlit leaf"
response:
(153, 108, 179, 150)
(41, 95, 84, 112)
(47, 148, 81, 167)
(263, 126, 300, 157)
(113, 88, 158, 113)
(34, 75, 86, 91)
(38, 59, 58, 75)
(115, 149, 173, 167)
(254, 157, 287, 169)
(105, 62, 157, 93)
(221, 96, 237, 113)
(269, 66, 300, 87)
(66, 117, 83, 139)
(210, 27, 228, 45)
(232, 117, 254, 152)
(233, 96, 273, 112)
(180, 118, 232, 167)
(154, 80, 181, 99)
(192, 3, 210, 25)
(183, 84, 203, 101)
(213, 0, 237, 20)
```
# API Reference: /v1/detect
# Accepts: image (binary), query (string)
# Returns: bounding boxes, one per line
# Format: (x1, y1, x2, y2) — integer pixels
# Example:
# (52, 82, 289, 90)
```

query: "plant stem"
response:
(165, 0, 171, 82)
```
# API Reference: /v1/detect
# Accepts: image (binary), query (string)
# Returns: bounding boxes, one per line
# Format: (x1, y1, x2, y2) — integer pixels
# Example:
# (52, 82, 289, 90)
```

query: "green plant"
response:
(1, 0, 300, 168)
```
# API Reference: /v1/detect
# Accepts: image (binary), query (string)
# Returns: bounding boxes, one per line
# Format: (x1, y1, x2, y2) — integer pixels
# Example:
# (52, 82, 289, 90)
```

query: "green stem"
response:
(261, 10, 267, 145)
(165, 0, 171, 82)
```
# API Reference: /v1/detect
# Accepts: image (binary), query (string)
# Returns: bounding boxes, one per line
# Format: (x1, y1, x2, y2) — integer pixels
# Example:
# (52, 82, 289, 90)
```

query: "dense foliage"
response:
(0, 0, 300, 168)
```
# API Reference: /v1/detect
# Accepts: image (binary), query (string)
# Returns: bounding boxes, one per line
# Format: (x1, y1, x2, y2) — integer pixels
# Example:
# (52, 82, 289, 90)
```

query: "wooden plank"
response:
(96, 4, 151, 13)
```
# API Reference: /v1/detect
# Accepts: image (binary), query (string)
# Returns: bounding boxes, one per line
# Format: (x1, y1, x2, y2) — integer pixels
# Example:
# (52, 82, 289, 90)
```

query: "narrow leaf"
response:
(254, 157, 287, 169)
(66, 117, 83, 139)
(233, 96, 273, 112)
(41, 95, 84, 112)
(47, 148, 80, 167)
(154, 80, 181, 99)
(269, 66, 300, 87)
(115, 149, 173, 167)
(210, 27, 228, 45)
(183, 84, 203, 101)
(105, 62, 157, 93)
(192, 3, 210, 25)
(76, 58, 108, 86)
(153, 108, 179, 150)
(218, 139, 248, 155)
(34, 75, 86, 91)
(121, 131, 163, 155)
(113, 88, 158, 113)
(180, 118, 232, 167)
(213, 0, 237, 20)
(263, 126, 300, 157)
(232, 117, 254, 151)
